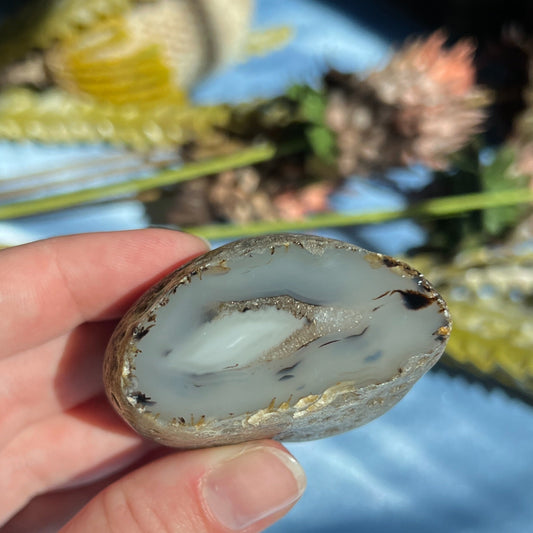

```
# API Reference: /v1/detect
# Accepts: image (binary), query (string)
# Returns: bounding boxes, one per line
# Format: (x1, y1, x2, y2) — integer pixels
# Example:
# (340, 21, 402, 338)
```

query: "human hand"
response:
(0, 229, 306, 532)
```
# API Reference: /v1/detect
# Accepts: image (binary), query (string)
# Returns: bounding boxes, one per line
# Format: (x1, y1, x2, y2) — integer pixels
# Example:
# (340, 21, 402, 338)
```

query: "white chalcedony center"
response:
(167, 308, 305, 373)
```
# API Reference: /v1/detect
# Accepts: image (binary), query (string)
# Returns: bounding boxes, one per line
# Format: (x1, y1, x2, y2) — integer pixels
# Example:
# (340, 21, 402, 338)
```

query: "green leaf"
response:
(300, 91, 327, 125)
(306, 125, 336, 163)
(286, 84, 327, 125)
(480, 146, 529, 236)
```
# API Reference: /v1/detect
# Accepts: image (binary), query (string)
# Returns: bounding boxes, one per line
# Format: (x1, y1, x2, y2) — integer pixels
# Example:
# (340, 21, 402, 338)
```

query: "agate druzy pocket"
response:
(104, 234, 451, 448)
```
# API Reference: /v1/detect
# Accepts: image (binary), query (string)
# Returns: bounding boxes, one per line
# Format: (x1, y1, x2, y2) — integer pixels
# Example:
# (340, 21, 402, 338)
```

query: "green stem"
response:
(187, 187, 533, 240)
(0, 143, 281, 220)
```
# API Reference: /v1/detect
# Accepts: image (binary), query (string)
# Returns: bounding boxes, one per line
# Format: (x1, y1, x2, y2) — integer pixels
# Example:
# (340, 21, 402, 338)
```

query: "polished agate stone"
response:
(104, 233, 451, 448)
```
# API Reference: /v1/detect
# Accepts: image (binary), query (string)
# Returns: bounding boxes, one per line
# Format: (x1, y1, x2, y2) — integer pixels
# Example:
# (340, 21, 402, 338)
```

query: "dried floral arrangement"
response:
(0, 0, 532, 402)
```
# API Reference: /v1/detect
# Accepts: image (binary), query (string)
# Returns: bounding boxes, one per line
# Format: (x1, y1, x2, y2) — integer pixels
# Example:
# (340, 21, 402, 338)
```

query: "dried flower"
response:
(165, 154, 331, 226)
(0, 0, 253, 102)
(325, 31, 488, 175)
(273, 183, 333, 221)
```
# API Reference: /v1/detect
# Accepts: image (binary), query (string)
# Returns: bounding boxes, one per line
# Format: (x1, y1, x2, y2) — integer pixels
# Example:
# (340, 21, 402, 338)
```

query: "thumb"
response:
(61, 441, 306, 533)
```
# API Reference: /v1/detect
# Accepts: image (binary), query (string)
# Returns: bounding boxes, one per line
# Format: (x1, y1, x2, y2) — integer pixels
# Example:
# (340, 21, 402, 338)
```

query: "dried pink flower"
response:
(325, 31, 488, 175)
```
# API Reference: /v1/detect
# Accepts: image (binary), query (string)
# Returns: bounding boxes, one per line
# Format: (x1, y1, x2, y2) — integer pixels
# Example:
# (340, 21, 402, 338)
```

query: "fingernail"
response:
(203, 446, 306, 531)
(150, 225, 211, 250)
(149, 225, 211, 250)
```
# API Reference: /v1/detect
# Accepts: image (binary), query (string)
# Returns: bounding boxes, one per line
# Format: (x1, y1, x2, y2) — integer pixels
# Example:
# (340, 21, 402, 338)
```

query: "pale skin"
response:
(0, 229, 306, 532)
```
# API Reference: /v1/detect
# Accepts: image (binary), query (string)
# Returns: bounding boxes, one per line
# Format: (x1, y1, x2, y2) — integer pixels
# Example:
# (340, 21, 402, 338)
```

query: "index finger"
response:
(0, 229, 208, 358)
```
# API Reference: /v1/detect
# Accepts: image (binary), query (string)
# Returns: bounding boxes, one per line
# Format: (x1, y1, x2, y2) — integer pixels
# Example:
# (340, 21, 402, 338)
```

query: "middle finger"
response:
(0, 395, 153, 525)
(0, 321, 115, 450)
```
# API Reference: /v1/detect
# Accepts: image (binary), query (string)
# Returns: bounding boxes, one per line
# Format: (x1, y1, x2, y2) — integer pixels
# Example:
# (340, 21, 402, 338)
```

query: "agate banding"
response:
(104, 233, 451, 448)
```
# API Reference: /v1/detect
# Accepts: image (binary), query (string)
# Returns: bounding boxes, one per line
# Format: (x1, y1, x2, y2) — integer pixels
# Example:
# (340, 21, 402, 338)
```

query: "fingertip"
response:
(62, 441, 306, 533)
(0, 228, 210, 357)
(148, 226, 211, 252)
(124, 227, 209, 263)
(202, 443, 306, 531)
